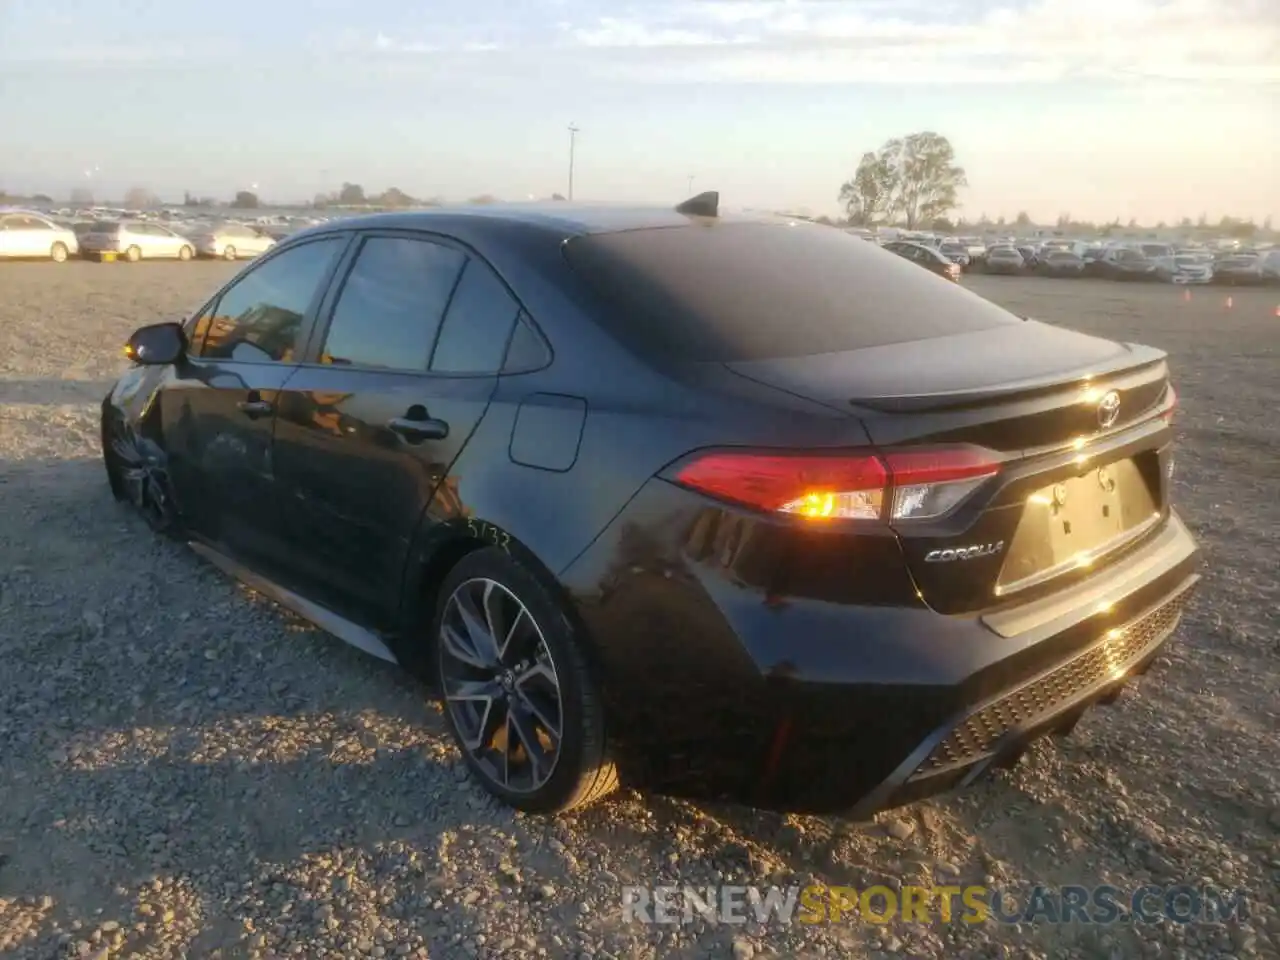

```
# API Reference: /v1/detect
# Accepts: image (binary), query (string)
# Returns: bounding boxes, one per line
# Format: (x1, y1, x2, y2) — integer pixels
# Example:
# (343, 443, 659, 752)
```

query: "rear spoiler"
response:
(849, 353, 1168, 414)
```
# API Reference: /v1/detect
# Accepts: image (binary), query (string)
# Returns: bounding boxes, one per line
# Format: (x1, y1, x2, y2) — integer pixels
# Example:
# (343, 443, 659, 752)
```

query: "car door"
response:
(156, 224, 184, 257)
(226, 224, 254, 257)
(2, 215, 43, 256)
(249, 228, 274, 256)
(158, 235, 350, 568)
(134, 223, 159, 256)
(0, 215, 21, 256)
(143, 223, 176, 257)
(269, 231, 522, 627)
(28, 216, 61, 255)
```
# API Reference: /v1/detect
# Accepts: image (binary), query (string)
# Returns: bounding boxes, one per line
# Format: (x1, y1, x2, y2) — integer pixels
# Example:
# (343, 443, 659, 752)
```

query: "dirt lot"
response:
(1, 263, 1277, 960)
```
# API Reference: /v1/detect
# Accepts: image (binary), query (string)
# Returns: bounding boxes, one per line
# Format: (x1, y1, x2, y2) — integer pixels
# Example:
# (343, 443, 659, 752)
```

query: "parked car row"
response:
(0, 209, 280, 262)
(881, 233, 1280, 286)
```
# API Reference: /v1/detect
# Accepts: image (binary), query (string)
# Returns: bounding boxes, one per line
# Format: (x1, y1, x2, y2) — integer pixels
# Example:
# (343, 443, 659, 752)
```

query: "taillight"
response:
(1161, 384, 1178, 423)
(669, 447, 1000, 522)
(882, 448, 1001, 520)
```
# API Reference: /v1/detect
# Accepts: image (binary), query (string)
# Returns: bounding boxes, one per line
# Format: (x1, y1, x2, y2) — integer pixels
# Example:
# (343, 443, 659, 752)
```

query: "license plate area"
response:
(997, 457, 1160, 594)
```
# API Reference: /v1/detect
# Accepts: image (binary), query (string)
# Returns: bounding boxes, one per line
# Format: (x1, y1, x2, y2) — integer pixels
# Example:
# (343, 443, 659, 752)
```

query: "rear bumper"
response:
(848, 565, 1197, 817)
(562, 477, 1201, 813)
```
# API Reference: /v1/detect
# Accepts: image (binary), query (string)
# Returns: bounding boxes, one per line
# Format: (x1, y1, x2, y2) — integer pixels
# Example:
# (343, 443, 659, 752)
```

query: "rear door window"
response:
(429, 259, 521, 374)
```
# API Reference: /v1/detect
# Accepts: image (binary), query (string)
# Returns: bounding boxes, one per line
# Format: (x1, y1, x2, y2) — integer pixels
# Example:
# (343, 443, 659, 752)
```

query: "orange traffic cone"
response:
(1182, 288, 1191, 302)
(1225, 296, 1233, 309)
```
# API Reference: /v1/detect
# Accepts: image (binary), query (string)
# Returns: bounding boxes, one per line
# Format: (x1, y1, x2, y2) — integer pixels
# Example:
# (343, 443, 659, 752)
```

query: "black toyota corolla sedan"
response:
(102, 194, 1199, 816)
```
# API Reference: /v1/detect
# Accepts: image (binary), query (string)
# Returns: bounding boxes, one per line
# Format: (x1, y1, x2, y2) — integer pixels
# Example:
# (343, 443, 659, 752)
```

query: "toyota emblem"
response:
(1097, 390, 1121, 429)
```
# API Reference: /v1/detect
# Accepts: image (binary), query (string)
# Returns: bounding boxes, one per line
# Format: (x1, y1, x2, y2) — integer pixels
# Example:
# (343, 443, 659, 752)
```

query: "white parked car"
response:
(0, 211, 79, 262)
(79, 221, 197, 262)
(189, 222, 277, 260)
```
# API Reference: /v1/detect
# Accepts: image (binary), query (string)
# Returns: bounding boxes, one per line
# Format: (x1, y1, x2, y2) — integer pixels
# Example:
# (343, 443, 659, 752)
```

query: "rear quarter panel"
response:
(397, 220, 870, 625)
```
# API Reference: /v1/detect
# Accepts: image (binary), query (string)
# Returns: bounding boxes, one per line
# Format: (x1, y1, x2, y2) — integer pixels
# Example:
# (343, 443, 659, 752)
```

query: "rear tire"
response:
(433, 547, 618, 814)
(223, 245, 237, 261)
(125, 245, 141, 263)
(50, 242, 69, 263)
(178, 245, 193, 261)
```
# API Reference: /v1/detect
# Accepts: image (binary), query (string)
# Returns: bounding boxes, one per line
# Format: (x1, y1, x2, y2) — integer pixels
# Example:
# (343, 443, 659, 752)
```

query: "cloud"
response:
(569, 16, 747, 48)
(5, 0, 1275, 85)
(555, 0, 1280, 84)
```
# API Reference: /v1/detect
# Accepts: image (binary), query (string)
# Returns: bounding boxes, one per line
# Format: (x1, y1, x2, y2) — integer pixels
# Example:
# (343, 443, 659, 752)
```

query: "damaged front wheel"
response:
(102, 412, 181, 538)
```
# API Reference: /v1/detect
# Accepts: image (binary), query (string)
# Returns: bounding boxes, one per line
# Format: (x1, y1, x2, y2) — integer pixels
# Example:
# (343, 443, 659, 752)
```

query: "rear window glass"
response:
(562, 223, 1022, 361)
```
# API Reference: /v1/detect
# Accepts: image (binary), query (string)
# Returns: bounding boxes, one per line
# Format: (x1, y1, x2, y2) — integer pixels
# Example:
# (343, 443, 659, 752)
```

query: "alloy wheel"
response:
(439, 577, 563, 794)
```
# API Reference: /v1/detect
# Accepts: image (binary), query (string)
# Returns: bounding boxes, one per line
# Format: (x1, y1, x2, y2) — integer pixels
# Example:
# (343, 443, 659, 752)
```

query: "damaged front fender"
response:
(101, 366, 180, 535)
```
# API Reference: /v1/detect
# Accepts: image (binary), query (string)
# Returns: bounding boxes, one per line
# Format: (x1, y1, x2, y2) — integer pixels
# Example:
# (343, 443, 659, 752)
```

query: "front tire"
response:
(433, 548, 618, 814)
(50, 242, 69, 263)
(178, 245, 193, 261)
(125, 245, 141, 263)
(102, 411, 181, 538)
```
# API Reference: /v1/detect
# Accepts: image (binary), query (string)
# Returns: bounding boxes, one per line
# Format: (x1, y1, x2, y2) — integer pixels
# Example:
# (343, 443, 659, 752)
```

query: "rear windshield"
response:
(562, 223, 1023, 361)
(89, 222, 121, 233)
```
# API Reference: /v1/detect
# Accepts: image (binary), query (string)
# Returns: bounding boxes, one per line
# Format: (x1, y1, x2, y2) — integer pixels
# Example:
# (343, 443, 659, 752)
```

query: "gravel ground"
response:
(1, 262, 1277, 960)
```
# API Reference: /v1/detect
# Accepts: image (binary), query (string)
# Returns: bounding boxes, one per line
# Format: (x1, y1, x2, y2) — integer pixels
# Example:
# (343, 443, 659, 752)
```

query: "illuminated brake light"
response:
(672, 453, 888, 520)
(670, 447, 1000, 522)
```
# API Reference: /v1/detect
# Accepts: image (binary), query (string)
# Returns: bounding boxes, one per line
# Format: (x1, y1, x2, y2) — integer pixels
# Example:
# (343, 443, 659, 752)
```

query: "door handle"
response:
(237, 396, 273, 418)
(388, 416, 449, 442)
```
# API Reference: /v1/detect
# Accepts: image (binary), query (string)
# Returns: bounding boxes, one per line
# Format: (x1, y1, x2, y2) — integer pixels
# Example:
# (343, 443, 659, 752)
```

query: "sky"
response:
(0, 0, 1277, 223)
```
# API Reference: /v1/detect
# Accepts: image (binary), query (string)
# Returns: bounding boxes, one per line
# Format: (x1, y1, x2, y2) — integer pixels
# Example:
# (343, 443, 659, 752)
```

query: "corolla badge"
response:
(1097, 390, 1121, 429)
(924, 541, 1005, 562)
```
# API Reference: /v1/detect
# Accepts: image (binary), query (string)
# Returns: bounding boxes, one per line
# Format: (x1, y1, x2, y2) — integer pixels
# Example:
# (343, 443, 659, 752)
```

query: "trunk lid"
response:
(724, 322, 1175, 614)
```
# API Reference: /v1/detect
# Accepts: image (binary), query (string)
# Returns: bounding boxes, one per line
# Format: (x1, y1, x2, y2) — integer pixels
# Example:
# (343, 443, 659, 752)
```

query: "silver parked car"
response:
(189, 222, 277, 260)
(1157, 255, 1214, 284)
(0, 211, 79, 262)
(79, 221, 197, 262)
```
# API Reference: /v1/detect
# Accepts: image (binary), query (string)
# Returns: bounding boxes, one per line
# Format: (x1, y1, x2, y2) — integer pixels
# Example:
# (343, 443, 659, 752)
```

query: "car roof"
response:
(292, 202, 784, 243)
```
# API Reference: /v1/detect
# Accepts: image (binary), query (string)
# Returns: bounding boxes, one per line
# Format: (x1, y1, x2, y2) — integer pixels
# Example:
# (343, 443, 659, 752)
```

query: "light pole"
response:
(567, 123, 580, 200)
(687, 175, 694, 195)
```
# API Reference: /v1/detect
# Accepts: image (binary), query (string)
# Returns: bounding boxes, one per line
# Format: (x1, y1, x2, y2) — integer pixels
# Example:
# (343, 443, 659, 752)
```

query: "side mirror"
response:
(124, 322, 186, 365)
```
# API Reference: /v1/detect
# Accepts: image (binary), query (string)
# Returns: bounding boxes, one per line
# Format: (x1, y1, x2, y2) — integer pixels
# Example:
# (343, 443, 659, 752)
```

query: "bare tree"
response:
(375, 187, 415, 208)
(124, 186, 157, 209)
(70, 187, 95, 206)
